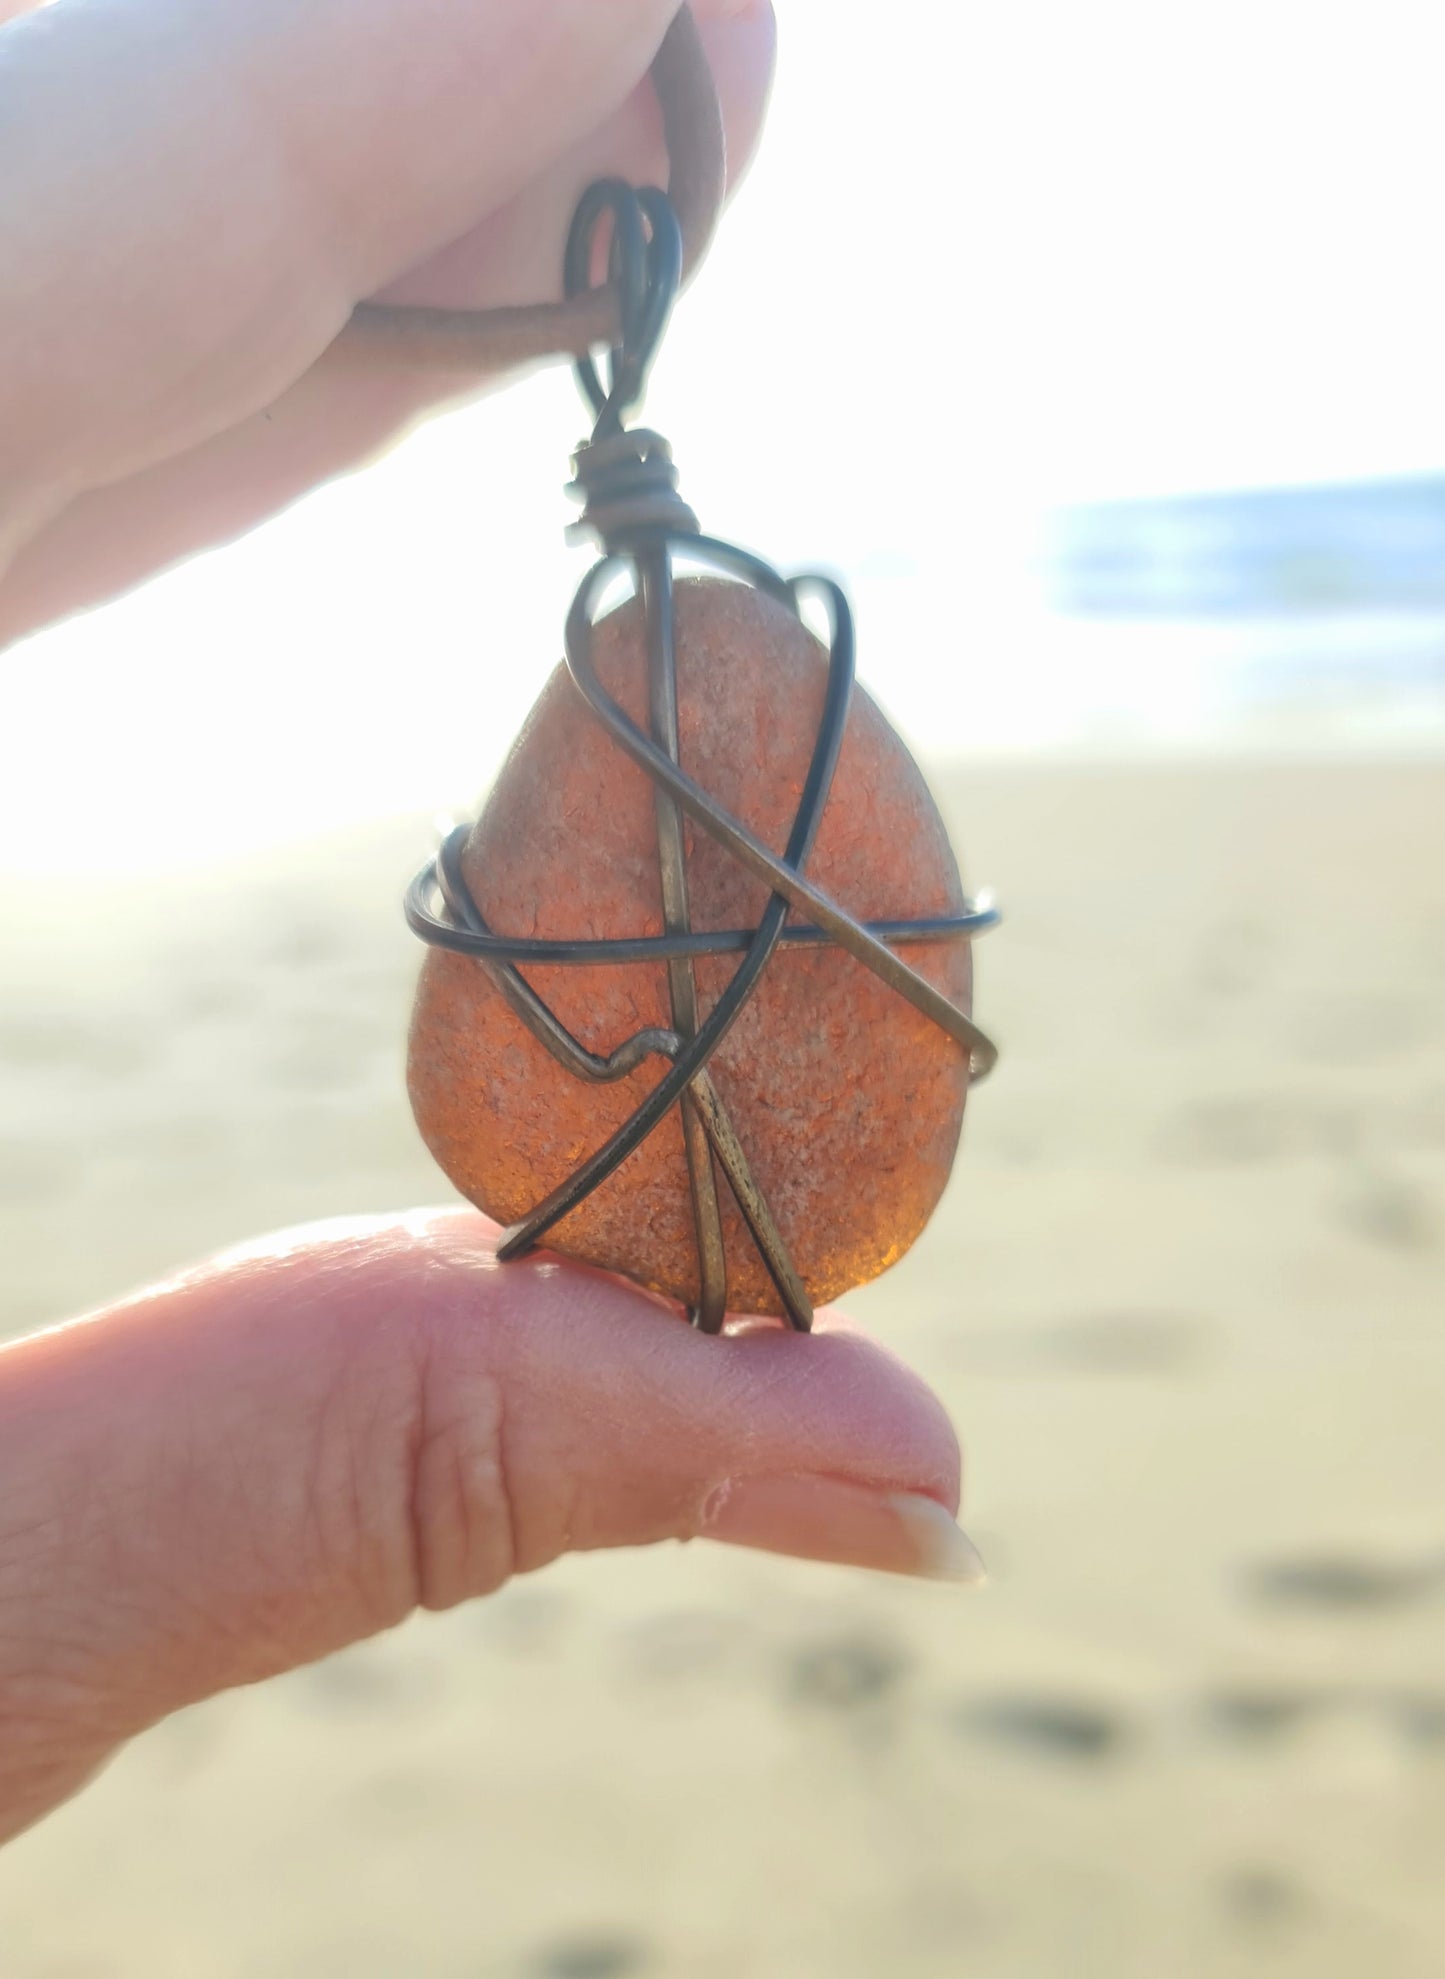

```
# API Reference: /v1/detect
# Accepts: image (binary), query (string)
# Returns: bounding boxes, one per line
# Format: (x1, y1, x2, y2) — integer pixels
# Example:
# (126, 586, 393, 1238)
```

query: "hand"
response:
(0, 1212, 978, 1844)
(0, 0, 981, 1849)
(0, 0, 774, 641)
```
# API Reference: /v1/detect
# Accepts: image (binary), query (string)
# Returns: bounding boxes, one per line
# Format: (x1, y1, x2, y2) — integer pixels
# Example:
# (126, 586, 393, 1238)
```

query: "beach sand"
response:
(1, 757, 1443, 1977)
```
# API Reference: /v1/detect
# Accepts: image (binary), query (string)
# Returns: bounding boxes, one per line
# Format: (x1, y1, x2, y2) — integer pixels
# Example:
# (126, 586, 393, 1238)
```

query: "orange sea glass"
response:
(407, 577, 972, 1316)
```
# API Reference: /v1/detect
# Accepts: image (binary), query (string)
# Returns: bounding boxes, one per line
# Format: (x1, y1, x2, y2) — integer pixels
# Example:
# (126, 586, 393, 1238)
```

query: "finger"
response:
(0, 352, 433, 646)
(0, 1210, 973, 1842)
(0, 5, 774, 645)
(368, 1, 775, 315)
(0, 0, 770, 557)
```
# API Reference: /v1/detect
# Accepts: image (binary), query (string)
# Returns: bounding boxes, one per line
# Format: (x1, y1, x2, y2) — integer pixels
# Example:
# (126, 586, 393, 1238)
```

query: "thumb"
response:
(0, 1210, 975, 1842)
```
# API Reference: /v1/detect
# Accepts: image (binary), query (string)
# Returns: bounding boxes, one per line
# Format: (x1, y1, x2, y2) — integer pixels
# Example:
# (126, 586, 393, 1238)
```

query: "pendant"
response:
(398, 26, 999, 1333)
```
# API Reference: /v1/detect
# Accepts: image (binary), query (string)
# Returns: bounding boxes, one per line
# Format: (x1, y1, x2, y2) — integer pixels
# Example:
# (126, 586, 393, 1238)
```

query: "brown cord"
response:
(341, 7, 724, 373)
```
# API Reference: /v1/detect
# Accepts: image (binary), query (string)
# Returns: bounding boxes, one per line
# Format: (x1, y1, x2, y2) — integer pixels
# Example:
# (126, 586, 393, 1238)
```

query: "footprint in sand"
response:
(0, 1013, 151, 1078)
(787, 1630, 911, 1711)
(1034, 1311, 1208, 1375)
(1217, 1866, 1309, 1936)
(1334, 1170, 1436, 1251)
(1197, 1683, 1339, 1745)
(941, 1312, 1206, 1379)
(473, 1584, 575, 1657)
(1203, 1683, 1445, 1755)
(948, 1693, 1132, 1762)
(1155, 1093, 1361, 1165)
(617, 1608, 745, 1683)
(1241, 1550, 1445, 1612)
(529, 1933, 653, 1978)
(297, 1641, 446, 1717)
(1383, 1691, 1445, 1751)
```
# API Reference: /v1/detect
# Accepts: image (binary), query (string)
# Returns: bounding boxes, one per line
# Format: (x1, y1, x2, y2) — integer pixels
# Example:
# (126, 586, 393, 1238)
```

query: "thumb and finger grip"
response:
(343, 5, 724, 371)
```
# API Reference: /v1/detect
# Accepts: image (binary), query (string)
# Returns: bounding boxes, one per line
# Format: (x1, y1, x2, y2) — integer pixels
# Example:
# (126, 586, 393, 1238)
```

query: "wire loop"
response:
(564, 182, 684, 436)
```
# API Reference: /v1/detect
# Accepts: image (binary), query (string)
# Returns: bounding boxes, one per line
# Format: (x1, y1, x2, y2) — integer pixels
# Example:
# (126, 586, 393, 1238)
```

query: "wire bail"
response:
(563, 181, 684, 437)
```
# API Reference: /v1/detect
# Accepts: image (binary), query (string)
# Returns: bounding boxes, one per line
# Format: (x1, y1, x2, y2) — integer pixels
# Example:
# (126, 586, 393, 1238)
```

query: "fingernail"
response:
(701, 1475, 987, 1586)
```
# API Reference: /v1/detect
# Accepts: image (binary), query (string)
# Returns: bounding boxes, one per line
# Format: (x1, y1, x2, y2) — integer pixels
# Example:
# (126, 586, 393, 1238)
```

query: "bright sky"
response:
(6, 0, 1445, 870)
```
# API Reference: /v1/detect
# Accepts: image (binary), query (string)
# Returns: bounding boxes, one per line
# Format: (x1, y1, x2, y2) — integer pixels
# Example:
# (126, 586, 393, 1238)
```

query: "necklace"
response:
(364, 8, 998, 1331)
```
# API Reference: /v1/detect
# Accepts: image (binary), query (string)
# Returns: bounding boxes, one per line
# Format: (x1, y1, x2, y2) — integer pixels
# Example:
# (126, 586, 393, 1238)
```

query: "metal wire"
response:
(407, 179, 1000, 1333)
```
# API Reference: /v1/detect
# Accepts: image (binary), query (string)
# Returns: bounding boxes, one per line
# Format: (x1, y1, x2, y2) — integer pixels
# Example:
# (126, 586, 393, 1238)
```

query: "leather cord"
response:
(341, 7, 724, 373)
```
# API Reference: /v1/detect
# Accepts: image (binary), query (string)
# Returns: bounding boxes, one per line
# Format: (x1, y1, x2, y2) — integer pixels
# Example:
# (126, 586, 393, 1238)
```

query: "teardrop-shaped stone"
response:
(407, 576, 972, 1316)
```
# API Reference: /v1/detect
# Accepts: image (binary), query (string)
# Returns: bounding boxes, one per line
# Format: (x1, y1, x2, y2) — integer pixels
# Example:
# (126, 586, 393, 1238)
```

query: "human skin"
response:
(0, 0, 981, 1848)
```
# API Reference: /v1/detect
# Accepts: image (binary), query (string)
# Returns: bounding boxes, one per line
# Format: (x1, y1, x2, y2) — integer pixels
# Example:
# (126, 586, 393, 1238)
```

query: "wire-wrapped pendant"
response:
(405, 179, 998, 1332)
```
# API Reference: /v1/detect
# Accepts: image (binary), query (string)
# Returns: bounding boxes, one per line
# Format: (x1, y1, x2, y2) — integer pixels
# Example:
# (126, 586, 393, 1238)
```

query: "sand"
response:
(1, 757, 1443, 1978)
